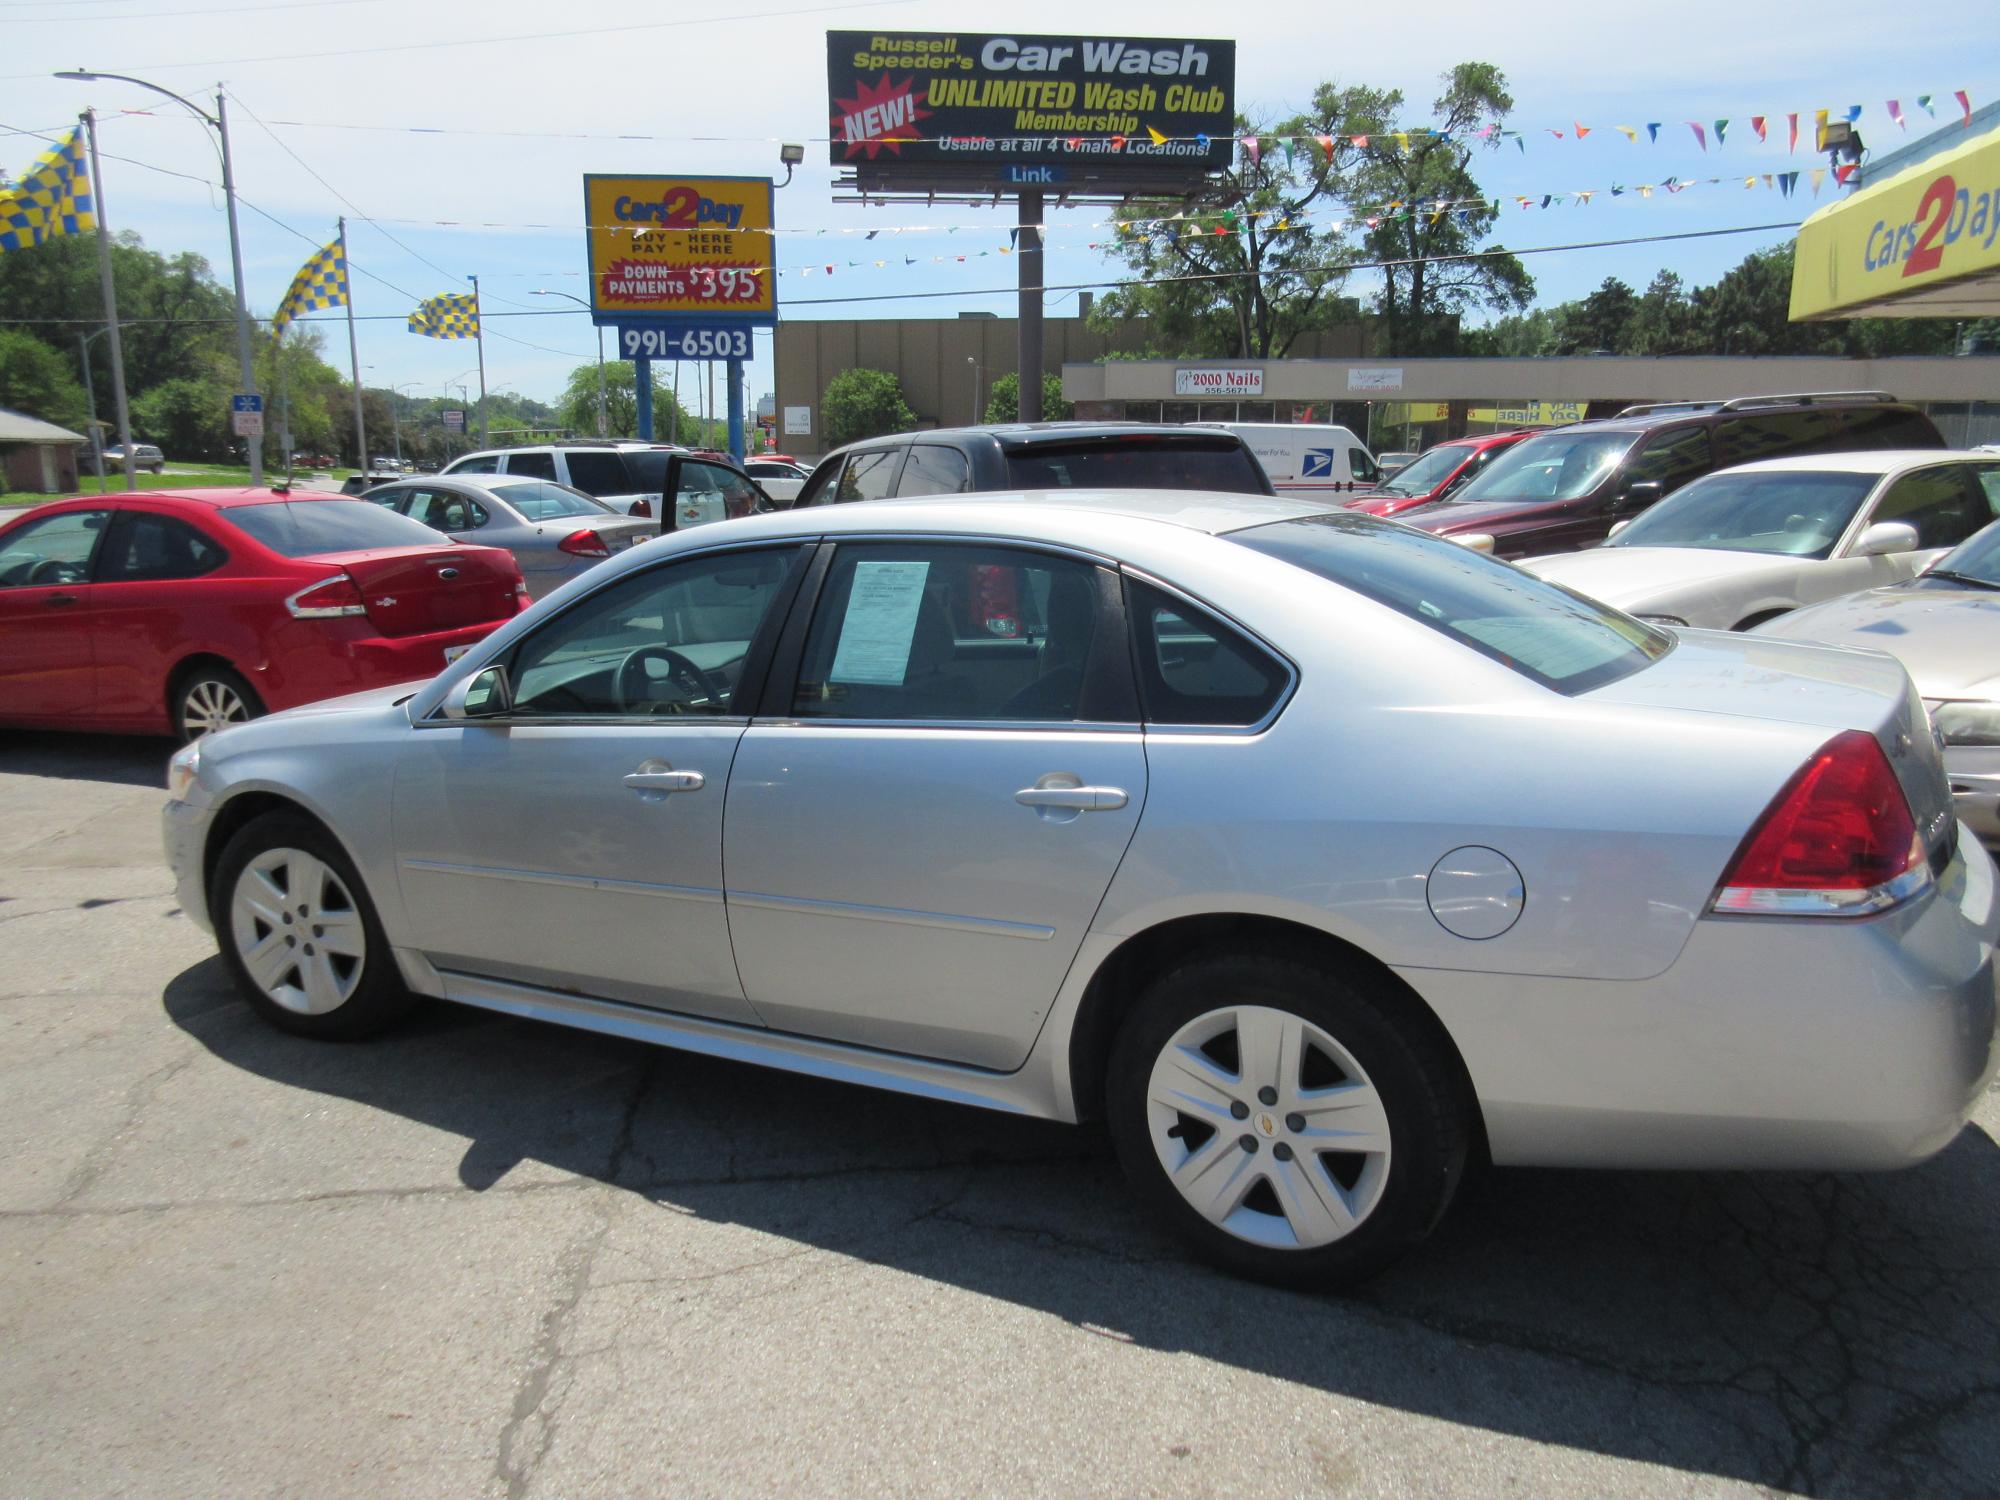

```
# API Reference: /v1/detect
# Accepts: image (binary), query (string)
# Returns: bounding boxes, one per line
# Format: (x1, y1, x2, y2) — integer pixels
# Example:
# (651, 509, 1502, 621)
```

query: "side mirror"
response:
(1455, 532, 1497, 554)
(1617, 480, 1663, 511)
(441, 664, 511, 720)
(1607, 519, 1632, 540)
(1855, 520, 1919, 557)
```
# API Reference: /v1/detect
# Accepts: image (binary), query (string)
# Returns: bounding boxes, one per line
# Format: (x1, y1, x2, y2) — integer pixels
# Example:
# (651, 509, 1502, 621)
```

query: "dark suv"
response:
(1398, 392, 1945, 558)
(791, 423, 1276, 507)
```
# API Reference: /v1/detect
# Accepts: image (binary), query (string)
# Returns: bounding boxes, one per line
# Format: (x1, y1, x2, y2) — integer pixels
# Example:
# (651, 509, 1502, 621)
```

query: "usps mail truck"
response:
(1193, 422, 1382, 496)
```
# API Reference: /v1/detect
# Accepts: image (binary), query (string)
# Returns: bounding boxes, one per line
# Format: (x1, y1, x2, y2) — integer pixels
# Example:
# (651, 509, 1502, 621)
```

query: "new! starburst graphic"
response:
(831, 76, 929, 159)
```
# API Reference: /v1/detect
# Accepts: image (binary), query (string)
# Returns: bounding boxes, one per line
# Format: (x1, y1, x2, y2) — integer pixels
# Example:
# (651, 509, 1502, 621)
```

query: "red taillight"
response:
(628, 499, 652, 518)
(558, 529, 611, 558)
(285, 574, 366, 618)
(1712, 729, 1927, 916)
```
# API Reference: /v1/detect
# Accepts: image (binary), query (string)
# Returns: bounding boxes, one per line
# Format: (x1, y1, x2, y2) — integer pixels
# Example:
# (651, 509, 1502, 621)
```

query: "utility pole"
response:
(76, 332, 105, 483)
(78, 110, 134, 491)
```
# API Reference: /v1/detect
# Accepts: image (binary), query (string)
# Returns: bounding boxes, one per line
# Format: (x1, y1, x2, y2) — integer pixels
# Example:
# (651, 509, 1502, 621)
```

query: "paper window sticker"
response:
(828, 560, 933, 686)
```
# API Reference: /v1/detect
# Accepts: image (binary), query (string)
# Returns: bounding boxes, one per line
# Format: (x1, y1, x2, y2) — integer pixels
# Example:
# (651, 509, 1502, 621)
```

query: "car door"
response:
(0, 506, 112, 722)
(392, 542, 808, 1022)
(723, 538, 1147, 1070)
(90, 507, 232, 723)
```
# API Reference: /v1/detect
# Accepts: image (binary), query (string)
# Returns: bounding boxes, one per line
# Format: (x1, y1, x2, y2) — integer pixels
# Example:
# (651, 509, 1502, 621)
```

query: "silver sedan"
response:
(362, 474, 655, 598)
(161, 494, 2000, 1286)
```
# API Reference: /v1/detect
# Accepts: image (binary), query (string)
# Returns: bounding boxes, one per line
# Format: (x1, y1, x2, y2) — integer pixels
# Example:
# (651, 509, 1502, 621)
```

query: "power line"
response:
(0, 0, 387, 22)
(0, 0, 918, 79)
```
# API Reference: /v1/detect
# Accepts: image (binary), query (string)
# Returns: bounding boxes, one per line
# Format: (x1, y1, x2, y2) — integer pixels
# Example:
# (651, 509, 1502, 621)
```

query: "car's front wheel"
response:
(211, 811, 412, 1040)
(1106, 950, 1470, 1287)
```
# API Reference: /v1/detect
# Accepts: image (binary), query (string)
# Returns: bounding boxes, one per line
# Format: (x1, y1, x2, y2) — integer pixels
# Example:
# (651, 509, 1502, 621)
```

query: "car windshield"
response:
(223, 499, 445, 557)
(1924, 516, 2000, 588)
(1232, 510, 1671, 695)
(1377, 445, 1468, 497)
(1451, 430, 1636, 504)
(1605, 470, 1879, 559)
(486, 479, 611, 521)
(1006, 438, 1266, 492)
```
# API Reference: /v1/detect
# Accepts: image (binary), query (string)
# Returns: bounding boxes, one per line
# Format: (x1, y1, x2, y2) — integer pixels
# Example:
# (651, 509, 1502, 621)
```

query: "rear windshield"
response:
(223, 500, 447, 557)
(1452, 429, 1636, 504)
(1006, 439, 1270, 494)
(1232, 511, 1671, 694)
(562, 451, 637, 496)
(487, 480, 610, 522)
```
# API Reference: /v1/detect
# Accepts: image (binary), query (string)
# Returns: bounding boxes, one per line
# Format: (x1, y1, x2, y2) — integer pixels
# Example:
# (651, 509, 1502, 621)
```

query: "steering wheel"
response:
(28, 558, 84, 586)
(614, 645, 728, 715)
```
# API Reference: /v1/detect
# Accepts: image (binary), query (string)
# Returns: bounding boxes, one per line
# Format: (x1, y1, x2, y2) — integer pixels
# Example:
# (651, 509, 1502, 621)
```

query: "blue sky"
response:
(2, 0, 1991, 418)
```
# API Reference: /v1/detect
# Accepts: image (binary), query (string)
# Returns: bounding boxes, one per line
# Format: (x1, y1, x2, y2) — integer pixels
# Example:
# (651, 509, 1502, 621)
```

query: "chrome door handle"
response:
(623, 763, 704, 795)
(1015, 784, 1128, 812)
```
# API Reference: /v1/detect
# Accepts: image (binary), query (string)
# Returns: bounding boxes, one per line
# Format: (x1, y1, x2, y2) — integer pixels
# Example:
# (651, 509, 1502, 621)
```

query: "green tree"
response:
(1462, 305, 1559, 356)
(1314, 63, 1534, 354)
(1553, 278, 1639, 354)
(555, 361, 695, 441)
(131, 375, 231, 460)
(1628, 270, 1703, 355)
(982, 372, 1072, 423)
(0, 327, 88, 429)
(821, 368, 917, 447)
(1093, 112, 1358, 358)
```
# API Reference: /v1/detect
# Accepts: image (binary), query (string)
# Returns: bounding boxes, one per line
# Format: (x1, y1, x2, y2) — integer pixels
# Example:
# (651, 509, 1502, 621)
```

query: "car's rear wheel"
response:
(174, 664, 263, 742)
(211, 811, 412, 1040)
(1106, 950, 1469, 1287)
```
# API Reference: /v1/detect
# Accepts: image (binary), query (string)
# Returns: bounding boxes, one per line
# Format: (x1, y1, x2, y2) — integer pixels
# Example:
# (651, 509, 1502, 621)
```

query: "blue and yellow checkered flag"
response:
(0, 126, 95, 254)
(408, 290, 478, 340)
(272, 237, 347, 336)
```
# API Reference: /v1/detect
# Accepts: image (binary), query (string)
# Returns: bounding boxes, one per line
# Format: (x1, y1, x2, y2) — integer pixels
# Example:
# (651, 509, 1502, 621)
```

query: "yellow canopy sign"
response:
(1790, 123, 2000, 320)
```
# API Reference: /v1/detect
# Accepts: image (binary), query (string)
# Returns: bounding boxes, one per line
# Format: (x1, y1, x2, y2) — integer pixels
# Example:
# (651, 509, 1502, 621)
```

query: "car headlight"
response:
(1635, 613, 1689, 628)
(1929, 700, 2000, 747)
(1455, 533, 1496, 554)
(167, 741, 201, 800)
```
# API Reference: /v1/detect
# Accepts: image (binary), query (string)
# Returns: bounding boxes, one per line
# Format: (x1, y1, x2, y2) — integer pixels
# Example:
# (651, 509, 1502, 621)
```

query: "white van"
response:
(1192, 422, 1383, 496)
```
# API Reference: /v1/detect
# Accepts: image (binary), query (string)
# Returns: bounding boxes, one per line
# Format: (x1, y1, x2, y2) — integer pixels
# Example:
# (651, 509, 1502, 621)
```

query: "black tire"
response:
(209, 810, 413, 1041)
(1105, 948, 1470, 1288)
(173, 663, 264, 742)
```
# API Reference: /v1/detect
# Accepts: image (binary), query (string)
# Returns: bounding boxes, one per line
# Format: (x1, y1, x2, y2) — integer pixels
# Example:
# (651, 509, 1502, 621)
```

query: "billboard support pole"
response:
(635, 356, 654, 441)
(1017, 189, 1044, 423)
(727, 357, 745, 462)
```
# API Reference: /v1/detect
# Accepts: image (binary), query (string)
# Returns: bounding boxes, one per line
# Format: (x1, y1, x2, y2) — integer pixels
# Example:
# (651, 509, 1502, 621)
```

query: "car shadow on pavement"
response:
(163, 958, 2000, 1498)
(0, 731, 172, 788)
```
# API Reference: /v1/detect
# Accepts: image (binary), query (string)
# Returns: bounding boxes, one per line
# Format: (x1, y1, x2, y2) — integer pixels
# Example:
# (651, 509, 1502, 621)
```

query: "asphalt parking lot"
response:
(3, 731, 1998, 1498)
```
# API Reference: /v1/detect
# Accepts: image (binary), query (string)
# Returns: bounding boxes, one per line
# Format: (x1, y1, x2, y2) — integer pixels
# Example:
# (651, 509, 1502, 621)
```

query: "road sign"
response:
(231, 409, 264, 438)
(442, 409, 466, 432)
(619, 324, 753, 361)
(231, 393, 263, 414)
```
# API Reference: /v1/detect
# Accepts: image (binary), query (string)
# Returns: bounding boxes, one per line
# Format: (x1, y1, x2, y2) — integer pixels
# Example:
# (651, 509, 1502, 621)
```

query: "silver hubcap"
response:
(1146, 1005, 1392, 1250)
(228, 848, 366, 1015)
(182, 679, 249, 737)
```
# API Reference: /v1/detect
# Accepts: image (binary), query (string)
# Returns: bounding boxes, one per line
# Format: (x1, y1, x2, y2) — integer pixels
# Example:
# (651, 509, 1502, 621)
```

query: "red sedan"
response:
(1344, 431, 1535, 518)
(0, 488, 527, 740)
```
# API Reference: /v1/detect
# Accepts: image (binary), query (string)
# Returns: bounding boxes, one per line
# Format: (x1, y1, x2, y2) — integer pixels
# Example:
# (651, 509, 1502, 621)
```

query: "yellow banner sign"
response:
(1469, 401, 1586, 427)
(582, 174, 776, 321)
(1791, 123, 2000, 320)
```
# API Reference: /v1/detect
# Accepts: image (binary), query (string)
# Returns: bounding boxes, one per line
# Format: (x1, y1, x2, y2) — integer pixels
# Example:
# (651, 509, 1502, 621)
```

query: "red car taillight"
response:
(1711, 729, 1928, 917)
(558, 529, 611, 558)
(285, 574, 366, 618)
(628, 499, 652, 519)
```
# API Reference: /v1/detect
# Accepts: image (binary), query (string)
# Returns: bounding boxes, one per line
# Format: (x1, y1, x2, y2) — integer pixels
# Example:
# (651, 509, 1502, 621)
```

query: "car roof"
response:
(841, 422, 1247, 451)
(771, 490, 1337, 538)
(1699, 450, 1995, 477)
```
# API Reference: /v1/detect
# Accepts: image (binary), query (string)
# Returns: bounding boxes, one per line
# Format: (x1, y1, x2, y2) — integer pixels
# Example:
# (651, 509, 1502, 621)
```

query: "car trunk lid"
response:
(313, 544, 520, 637)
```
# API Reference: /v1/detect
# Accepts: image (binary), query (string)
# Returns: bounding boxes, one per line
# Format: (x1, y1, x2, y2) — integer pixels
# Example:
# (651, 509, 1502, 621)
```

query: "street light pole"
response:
(56, 71, 263, 484)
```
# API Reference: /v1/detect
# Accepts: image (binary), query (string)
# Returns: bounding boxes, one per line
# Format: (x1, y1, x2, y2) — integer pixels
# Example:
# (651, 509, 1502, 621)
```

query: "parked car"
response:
(1398, 392, 1945, 559)
(164, 495, 1995, 1288)
(100, 442, 165, 474)
(442, 442, 681, 515)
(360, 474, 656, 599)
(339, 471, 406, 497)
(0, 490, 525, 740)
(1523, 453, 2000, 631)
(1375, 450, 1420, 477)
(744, 458, 810, 505)
(1192, 421, 1382, 495)
(1756, 514, 2000, 850)
(794, 423, 1275, 507)
(1345, 432, 1536, 518)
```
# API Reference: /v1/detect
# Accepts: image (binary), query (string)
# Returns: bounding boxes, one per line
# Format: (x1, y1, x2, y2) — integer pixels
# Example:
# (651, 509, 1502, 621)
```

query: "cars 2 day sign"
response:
(583, 175, 776, 325)
(827, 32, 1235, 184)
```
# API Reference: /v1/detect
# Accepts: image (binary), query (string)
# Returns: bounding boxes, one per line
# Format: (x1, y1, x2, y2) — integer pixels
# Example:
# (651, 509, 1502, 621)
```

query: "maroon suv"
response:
(1396, 393, 1944, 559)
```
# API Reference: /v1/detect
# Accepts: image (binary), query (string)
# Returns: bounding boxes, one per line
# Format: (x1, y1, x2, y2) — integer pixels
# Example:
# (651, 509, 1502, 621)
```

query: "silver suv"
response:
(443, 442, 678, 517)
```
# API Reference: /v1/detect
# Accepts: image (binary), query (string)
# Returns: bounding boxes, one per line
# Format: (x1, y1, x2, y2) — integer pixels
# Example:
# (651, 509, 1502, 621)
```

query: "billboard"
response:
(582, 174, 776, 327)
(827, 31, 1234, 192)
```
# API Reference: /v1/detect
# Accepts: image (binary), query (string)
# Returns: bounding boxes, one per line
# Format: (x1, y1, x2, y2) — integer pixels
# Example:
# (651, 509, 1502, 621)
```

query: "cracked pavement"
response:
(2, 730, 1998, 1497)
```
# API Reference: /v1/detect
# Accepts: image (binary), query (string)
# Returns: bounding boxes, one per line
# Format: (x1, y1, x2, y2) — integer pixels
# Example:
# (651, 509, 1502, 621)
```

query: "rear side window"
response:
(836, 448, 901, 502)
(504, 451, 559, 481)
(897, 445, 971, 496)
(1232, 511, 1671, 695)
(795, 456, 843, 508)
(1624, 426, 1712, 495)
(561, 452, 634, 497)
(101, 512, 227, 581)
(1714, 411, 1844, 467)
(1006, 440, 1268, 494)
(1838, 406, 1944, 450)
(221, 500, 446, 558)
(449, 455, 498, 475)
(1125, 579, 1289, 727)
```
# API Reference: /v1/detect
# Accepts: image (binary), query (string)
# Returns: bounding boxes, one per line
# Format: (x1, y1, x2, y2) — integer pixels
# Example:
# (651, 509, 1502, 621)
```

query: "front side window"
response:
(1232, 511, 1671, 695)
(1606, 470, 1879, 559)
(0, 508, 110, 588)
(1376, 444, 1466, 498)
(1348, 447, 1382, 484)
(1125, 579, 1289, 727)
(503, 451, 559, 481)
(792, 543, 1106, 722)
(508, 547, 797, 717)
(1871, 465, 1993, 550)
(101, 512, 227, 581)
(835, 449, 901, 502)
(896, 445, 971, 497)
